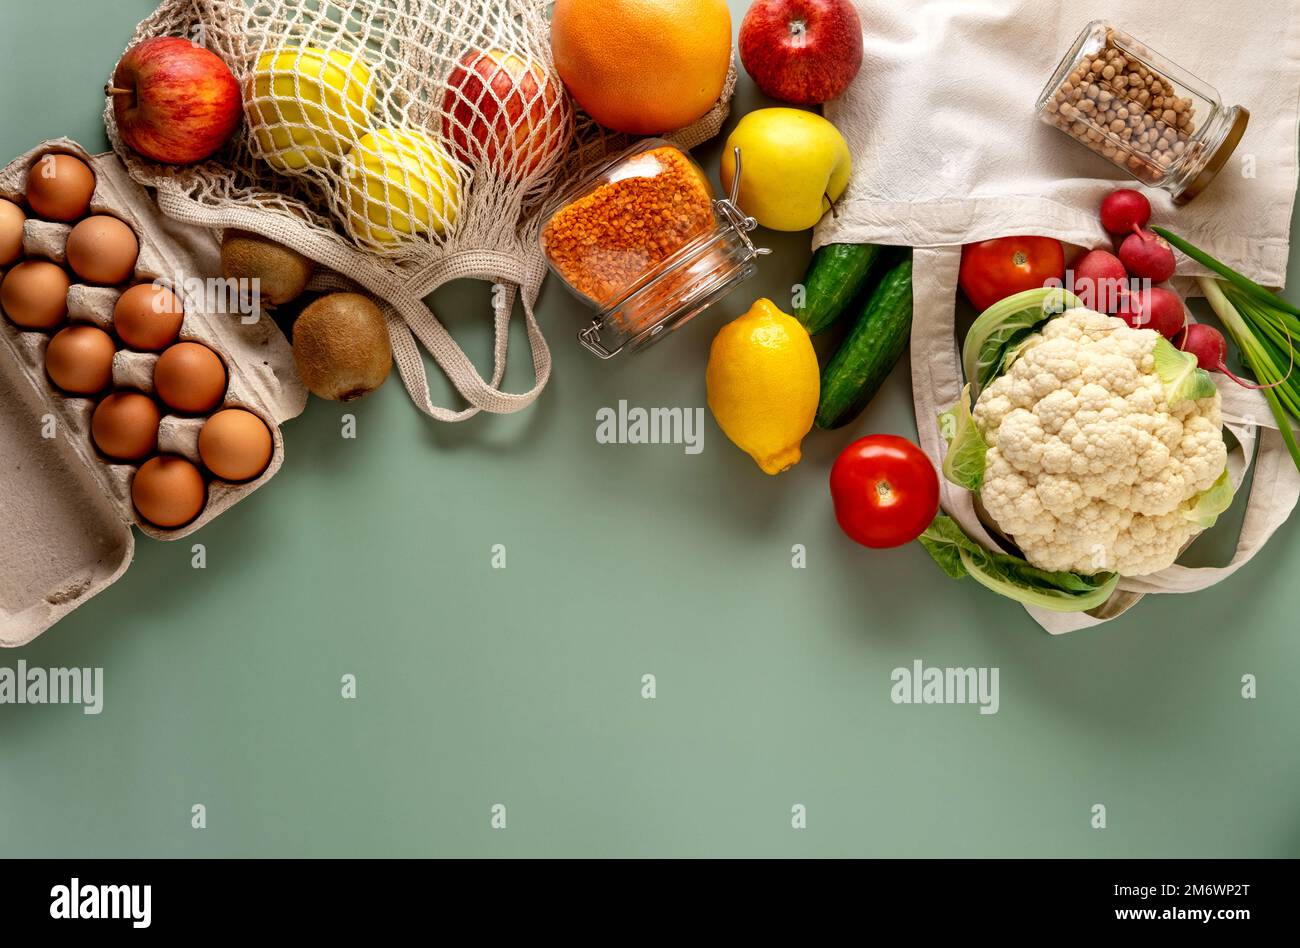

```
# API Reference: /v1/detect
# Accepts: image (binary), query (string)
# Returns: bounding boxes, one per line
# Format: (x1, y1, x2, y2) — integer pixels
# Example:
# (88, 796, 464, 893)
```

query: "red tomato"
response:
(830, 435, 939, 549)
(959, 236, 1065, 313)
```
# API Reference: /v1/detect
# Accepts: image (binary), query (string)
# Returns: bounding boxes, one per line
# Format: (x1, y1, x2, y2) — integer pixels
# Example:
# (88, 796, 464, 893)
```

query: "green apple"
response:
(720, 108, 852, 232)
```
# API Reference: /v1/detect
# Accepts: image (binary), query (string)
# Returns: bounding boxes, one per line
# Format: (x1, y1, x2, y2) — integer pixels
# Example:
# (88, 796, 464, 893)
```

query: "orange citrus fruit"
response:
(550, 0, 732, 136)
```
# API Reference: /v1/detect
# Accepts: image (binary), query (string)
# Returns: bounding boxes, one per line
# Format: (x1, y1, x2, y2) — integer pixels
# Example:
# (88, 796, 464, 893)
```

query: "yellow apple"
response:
(341, 127, 462, 247)
(247, 46, 375, 173)
(720, 108, 852, 232)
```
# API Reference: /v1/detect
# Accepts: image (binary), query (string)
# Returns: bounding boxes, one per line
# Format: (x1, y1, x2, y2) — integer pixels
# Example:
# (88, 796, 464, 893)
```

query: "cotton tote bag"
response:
(816, 0, 1300, 632)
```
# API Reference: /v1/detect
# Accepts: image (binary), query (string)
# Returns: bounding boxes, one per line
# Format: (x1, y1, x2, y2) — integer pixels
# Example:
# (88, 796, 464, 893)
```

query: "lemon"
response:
(706, 298, 819, 475)
(248, 47, 375, 173)
(341, 127, 462, 247)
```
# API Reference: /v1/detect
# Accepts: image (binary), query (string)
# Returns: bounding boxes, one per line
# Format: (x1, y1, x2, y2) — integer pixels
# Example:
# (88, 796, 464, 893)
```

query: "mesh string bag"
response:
(107, 0, 735, 421)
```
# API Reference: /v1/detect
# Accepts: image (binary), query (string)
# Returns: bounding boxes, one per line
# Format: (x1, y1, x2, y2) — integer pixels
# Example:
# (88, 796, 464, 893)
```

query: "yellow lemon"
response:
(706, 298, 819, 475)
(341, 127, 462, 247)
(248, 46, 375, 173)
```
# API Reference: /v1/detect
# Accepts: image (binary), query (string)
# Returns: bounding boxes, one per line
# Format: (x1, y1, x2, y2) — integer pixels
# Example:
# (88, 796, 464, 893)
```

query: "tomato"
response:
(830, 435, 939, 549)
(959, 236, 1065, 313)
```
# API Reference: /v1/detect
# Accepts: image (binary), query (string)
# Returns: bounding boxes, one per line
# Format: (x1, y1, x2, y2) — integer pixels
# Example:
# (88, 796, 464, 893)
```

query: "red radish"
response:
(1175, 321, 1294, 390)
(1119, 228, 1176, 282)
(1072, 249, 1128, 313)
(1174, 322, 1229, 370)
(1100, 188, 1151, 235)
(1116, 285, 1186, 339)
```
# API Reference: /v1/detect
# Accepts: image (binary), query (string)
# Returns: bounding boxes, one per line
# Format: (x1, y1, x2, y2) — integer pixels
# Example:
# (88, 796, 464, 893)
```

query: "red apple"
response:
(440, 48, 570, 179)
(739, 0, 864, 105)
(109, 37, 241, 165)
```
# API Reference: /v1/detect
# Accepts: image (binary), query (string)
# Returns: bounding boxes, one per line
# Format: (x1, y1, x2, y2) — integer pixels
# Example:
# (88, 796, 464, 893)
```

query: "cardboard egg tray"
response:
(0, 139, 307, 646)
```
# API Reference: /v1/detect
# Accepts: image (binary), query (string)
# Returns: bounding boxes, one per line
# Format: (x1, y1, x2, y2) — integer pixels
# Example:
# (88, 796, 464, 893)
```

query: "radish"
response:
(1175, 321, 1295, 390)
(1072, 249, 1128, 313)
(1100, 188, 1151, 235)
(1119, 228, 1177, 282)
(1175, 322, 1229, 370)
(1116, 286, 1186, 339)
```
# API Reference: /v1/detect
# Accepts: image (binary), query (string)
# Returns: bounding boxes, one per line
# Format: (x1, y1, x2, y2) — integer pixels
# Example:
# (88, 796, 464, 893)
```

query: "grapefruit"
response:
(550, 0, 732, 135)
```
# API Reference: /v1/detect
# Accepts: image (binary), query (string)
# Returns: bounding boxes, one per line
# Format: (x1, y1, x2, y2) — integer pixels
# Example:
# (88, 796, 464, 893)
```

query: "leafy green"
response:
(938, 384, 988, 490)
(1220, 283, 1300, 418)
(962, 287, 1083, 391)
(918, 516, 1119, 613)
(1152, 336, 1218, 405)
(1153, 227, 1300, 319)
(1200, 277, 1300, 471)
(1182, 468, 1234, 530)
(918, 516, 972, 580)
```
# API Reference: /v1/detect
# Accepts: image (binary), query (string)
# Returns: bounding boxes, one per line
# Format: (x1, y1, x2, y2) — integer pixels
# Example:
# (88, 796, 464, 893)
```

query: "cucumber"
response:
(794, 243, 884, 335)
(815, 254, 913, 430)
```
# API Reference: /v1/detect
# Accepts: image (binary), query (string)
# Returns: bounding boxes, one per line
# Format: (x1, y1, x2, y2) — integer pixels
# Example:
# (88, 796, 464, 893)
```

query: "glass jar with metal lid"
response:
(1036, 21, 1249, 204)
(539, 139, 767, 359)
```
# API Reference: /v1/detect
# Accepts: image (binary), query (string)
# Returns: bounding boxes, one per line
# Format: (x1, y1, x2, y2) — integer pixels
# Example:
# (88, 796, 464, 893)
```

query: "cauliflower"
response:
(970, 308, 1227, 577)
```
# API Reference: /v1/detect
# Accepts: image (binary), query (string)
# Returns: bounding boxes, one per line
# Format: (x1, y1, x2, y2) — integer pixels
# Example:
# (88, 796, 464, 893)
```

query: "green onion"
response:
(1155, 227, 1300, 319)
(1199, 277, 1300, 470)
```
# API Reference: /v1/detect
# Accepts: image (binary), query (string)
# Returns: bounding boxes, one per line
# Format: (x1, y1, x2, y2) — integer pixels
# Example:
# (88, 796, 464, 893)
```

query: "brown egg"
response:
(92, 391, 161, 461)
(132, 455, 206, 528)
(66, 216, 139, 285)
(199, 408, 273, 481)
(114, 283, 184, 351)
(45, 324, 117, 394)
(0, 198, 25, 266)
(25, 153, 96, 222)
(1, 260, 70, 329)
(153, 341, 226, 414)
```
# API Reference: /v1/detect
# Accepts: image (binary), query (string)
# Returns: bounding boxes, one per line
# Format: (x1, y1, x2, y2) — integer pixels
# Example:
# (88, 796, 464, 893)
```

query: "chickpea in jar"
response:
(1037, 22, 1248, 203)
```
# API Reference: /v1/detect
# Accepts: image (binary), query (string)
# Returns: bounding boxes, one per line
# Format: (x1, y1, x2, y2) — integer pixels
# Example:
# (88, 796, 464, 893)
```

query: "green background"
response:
(2, 0, 1298, 858)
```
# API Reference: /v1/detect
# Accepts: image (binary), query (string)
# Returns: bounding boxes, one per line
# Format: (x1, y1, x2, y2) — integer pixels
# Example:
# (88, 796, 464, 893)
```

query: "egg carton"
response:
(0, 139, 307, 647)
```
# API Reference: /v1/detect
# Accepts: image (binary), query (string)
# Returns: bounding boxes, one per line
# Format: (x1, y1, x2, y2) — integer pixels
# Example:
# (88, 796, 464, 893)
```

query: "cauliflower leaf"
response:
(962, 287, 1082, 392)
(1182, 467, 1234, 529)
(918, 515, 1119, 613)
(939, 384, 988, 490)
(1153, 336, 1218, 405)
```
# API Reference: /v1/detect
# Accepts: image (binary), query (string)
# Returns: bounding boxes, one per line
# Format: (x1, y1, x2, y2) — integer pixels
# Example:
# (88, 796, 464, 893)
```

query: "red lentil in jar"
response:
(539, 139, 764, 358)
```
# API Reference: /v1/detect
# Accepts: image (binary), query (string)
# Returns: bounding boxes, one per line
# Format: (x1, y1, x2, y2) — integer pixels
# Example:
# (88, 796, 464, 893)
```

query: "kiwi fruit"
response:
(221, 229, 314, 306)
(292, 292, 392, 401)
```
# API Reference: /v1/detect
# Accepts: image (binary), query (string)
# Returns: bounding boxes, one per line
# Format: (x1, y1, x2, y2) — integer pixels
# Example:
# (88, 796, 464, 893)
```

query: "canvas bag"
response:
(817, 0, 1300, 632)
(109, 0, 734, 422)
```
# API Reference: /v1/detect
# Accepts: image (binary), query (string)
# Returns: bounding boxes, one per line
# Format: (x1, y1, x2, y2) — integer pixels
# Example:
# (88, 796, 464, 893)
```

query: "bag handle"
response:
(152, 192, 551, 421)
(910, 247, 1007, 551)
(384, 251, 552, 421)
